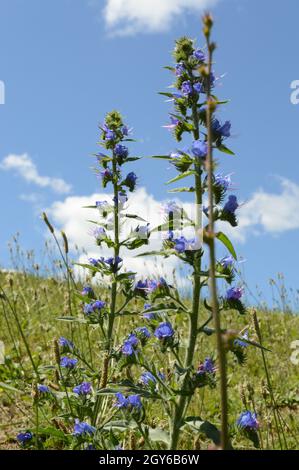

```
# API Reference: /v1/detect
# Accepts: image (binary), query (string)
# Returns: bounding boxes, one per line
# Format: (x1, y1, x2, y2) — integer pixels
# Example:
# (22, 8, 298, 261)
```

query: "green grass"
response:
(0, 265, 298, 450)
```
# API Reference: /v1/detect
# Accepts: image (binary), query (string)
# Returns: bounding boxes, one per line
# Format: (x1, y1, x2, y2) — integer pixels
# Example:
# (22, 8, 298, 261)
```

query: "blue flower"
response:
(220, 255, 234, 268)
(173, 235, 187, 253)
(214, 173, 232, 191)
(212, 119, 231, 138)
(121, 124, 130, 136)
(124, 172, 137, 191)
(143, 303, 154, 320)
(73, 381, 92, 396)
(234, 330, 249, 348)
(84, 300, 106, 316)
(37, 384, 50, 394)
(103, 123, 116, 141)
(154, 322, 174, 340)
(104, 256, 122, 271)
(115, 144, 129, 159)
(148, 277, 167, 293)
(181, 80, 193, 96)
(59, 337, 74, 351)
(223, 195, 238, 214)
(197, 357, 215, 375)
(60, 356, 78, 369)
(193, 82, 203, 94)
(114, 392, 142, 410)
(192, 140, 208, 158)
(128, 395, 142, 408)
(175, 62, 185, 77)
(88, 257, 101, 267)
(140, 371, 156, 386)
(226, 287, 243, 300)
(81, 286, 95, 297)
(193, 49, 206, 62)
(17, 432, 32, 444)
(135, 326, 151, 339)
(121, 333, 139, 356)
(163, 116, 180, 130)
(73, 419, 96, 436)
(100, 168, 113, 181)
(237, 411, 259, 430)
(163, 201, 182, 217)
(93, 227, 106, 243)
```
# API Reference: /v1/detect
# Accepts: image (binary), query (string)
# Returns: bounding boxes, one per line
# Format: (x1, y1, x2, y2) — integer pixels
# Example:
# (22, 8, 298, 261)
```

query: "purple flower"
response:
(88, 257, 101, 267)
(163, 201, 183, 218)
(128, 395, 142, 408)
(73, 382, 92, 396)
(37, 384, 50, 393)
(59, 337, 74, 351)
(17, 432, 32, 444)
(197, 357, 215, 375)
(103, 123, 116, 141)
(114, 392, 142, 410)
(235, 330, 249, 348)
(124, 172, 137, 191)
(114, 144, 129, 159)
(212, 119, 231, 138)
(73, 419, 96, 436)
(175, 62, 185, 77)
(100, 168, 113, 181)
(134, 279, 149, 296)
(60, 356, 78, 369)
(84, 300, 106, 316)
(214, 173, 232, 191)
(93, 227, 106, 243)
(173, 235, 187, 253)
(96, 200, 110, 212)
(104, 256, 122, 272)
(81, 286, 95, 297)
(154, 322, 174, 340)
(181, 80, 193, 96)
(220, 255, 234, 268)
(237, 411, 259, 430)
(163, 116, 180, 130)
(226, 287, 243, 301)
(135, 326, 151, 339)
(143, 303, 154, 320)
(193, 82, 203, 94)
(148, 277, 167, 293)
(121, 333, 139, 356)
(140, 371, 156, 386)
(224, 195, 239, 214)
(192, 140, 208, 158)
(122, 125, 130, 136)
(193, 49, 206, 62)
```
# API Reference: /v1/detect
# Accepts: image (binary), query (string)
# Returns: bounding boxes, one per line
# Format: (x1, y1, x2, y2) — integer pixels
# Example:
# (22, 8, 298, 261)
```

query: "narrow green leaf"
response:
(218, 144, 235, 155)
(216, 232, 237, 260)
(166, 170, 195, 185)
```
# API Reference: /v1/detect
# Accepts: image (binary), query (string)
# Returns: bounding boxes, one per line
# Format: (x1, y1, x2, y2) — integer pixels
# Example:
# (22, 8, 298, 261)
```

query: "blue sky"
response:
(0, 0, 299, 308)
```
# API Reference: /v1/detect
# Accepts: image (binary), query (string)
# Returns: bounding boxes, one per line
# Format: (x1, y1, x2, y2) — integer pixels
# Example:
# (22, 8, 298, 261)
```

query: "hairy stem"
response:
(169, 74, 202, 451)
(205, 32, 230, 450)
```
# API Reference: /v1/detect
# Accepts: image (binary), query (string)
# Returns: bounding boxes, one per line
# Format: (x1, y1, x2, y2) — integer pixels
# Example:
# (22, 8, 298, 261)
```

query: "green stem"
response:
(205, 32, 230, 450)
(169, 72, 202, 451)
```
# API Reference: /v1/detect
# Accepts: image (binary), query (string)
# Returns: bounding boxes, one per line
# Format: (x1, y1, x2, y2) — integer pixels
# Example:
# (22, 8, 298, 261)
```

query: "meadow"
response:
(1, 15, 298, 451)
(0, 239, 298, 450)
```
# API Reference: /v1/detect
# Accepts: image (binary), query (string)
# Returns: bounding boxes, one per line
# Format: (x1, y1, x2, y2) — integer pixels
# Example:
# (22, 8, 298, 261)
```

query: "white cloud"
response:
(221, 177, 299, 243)
(46, 178, 299, 278)
(0, 153, 72, 194)
(102, 0, 219, 36)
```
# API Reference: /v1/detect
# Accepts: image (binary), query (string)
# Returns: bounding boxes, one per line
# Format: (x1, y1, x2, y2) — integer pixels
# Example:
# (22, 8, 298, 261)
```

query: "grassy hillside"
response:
(0, 267, 298, 450)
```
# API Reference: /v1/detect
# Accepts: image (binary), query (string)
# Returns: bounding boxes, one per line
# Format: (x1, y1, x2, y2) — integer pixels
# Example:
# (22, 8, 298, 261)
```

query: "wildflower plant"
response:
(17, 16, 272, 451)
